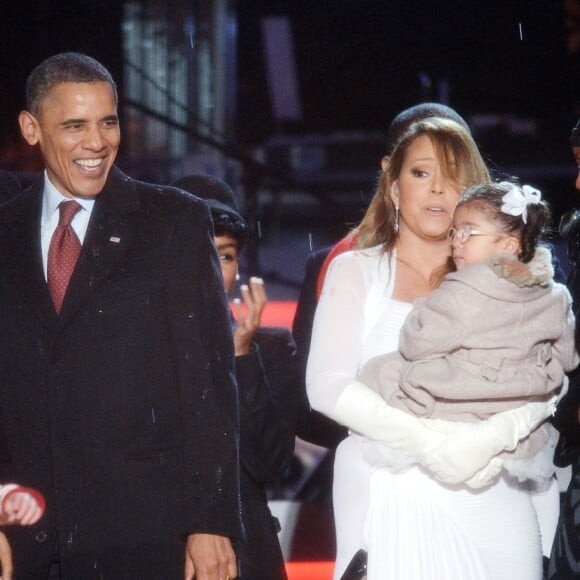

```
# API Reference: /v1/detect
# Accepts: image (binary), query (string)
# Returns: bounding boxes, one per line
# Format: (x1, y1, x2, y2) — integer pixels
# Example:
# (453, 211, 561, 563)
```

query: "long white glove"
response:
(334, 381, 556, 488)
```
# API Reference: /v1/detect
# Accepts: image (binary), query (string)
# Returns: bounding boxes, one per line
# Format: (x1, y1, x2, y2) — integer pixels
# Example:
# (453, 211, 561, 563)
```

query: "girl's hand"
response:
(0, 485, 45, 526)
(232, 277, 267, 356)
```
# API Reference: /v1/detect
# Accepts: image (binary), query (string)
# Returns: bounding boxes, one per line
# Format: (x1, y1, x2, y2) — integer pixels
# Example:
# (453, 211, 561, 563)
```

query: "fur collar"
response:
(488, 246, 553, 288)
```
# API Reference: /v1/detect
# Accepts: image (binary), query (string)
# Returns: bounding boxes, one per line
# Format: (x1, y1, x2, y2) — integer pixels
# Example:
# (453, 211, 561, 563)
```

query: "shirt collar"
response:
(41, 170, 95, 225)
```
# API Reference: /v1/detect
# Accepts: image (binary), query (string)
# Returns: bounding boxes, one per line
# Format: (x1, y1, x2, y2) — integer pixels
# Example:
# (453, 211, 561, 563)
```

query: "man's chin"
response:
(70, 180, 109, 198)
(72, 191, 102, 199)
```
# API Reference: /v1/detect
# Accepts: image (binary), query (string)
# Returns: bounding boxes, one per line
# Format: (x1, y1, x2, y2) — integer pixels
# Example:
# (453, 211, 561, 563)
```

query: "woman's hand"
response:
(232, 277, 267, 356)
(335, 381, 556, 489)
(418, 397, 557, 488)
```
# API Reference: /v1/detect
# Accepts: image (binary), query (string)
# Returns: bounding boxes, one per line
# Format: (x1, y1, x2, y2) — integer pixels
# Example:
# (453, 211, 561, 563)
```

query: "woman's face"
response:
(391, 134, 461, 241)
(214, 235, 239, 296)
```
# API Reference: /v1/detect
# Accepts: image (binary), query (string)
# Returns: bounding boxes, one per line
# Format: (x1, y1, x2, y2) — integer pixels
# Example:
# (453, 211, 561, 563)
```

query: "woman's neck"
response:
(395, 236, 450, 281)
(391, 234, 452, 302)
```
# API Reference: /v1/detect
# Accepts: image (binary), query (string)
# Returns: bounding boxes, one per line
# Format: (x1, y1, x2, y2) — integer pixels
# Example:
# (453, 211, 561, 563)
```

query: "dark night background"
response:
(0, 0, 578, 217)
(239, 0, 580, 221)
(237, 1, 577, 136)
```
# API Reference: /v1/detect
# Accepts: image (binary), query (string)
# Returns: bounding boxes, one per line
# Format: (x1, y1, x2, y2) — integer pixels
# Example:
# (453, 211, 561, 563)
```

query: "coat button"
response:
(34, 530, 48, 543)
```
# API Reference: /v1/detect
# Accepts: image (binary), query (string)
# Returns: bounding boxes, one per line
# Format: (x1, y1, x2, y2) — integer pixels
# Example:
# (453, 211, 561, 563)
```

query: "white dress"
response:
(306, 246, 549, 580)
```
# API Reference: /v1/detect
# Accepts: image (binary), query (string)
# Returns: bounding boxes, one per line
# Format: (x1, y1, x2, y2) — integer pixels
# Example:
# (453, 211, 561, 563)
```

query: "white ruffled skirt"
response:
(333, 435, 545, 580)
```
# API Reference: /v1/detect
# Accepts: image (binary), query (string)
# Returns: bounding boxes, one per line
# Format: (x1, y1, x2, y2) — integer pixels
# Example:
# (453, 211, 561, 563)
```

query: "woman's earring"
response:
(235, 271, 240, 281)
(394, 206, 399, 233)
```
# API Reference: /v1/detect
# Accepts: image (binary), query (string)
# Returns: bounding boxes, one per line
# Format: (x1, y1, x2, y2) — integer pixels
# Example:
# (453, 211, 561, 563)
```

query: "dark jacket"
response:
(0, 167, 242, 579)
(0, 170, 39, 204)
(292, 248, 348, 449)
(549, 211, 580, 579)
(236, 326, 298, 579)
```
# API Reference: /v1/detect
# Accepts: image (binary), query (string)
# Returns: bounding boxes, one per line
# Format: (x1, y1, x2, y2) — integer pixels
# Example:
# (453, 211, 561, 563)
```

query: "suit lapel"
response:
(0, 183, 58, 331)
(57, 167, 141, 325)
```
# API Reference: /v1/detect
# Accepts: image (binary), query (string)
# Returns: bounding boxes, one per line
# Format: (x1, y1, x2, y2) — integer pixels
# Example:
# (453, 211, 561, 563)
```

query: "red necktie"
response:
(47, 201, 82, 313)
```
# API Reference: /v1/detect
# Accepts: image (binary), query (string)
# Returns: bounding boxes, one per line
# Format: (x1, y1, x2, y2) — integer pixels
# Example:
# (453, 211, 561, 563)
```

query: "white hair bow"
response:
(499, 182, 542, 224)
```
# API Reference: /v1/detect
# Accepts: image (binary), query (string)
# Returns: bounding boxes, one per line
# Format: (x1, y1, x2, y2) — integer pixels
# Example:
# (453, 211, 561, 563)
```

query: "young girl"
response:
(357, 181, 576, 480)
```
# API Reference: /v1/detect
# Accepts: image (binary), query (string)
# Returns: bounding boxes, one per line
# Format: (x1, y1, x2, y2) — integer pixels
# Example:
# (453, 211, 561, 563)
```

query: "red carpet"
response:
(261, 300, 297, 328)
(231, 300, 297, 329)
(285, 561, 334, 580)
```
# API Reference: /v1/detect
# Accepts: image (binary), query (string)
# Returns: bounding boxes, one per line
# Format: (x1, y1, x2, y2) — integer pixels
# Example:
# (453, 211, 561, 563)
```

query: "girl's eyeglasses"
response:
(448, 225, 507, 244)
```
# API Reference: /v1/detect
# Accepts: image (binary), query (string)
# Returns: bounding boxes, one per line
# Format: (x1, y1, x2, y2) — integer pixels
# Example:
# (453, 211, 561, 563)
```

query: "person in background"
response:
(548, 116, 580, 579)
(172, 174, 300, 580)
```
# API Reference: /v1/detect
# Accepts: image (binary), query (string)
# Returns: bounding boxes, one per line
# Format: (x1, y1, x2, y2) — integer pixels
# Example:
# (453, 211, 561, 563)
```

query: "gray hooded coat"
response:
(359, 246, 578, 460)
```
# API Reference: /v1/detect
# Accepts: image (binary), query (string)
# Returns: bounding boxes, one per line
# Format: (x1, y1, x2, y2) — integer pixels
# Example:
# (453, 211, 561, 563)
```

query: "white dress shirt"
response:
(40, 171, 95, 280)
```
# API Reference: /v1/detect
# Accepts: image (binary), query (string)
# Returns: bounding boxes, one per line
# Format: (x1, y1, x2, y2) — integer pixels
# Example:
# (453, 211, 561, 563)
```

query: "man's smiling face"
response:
(19, 80, 120, 198)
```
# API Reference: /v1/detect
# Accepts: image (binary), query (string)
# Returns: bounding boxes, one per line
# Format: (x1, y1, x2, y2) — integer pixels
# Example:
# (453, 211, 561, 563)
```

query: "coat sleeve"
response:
(551, 288, 580, 374)
(237, 329, 299, 484)
(162, 197, 242, 540)
(292, 250, 349, 448)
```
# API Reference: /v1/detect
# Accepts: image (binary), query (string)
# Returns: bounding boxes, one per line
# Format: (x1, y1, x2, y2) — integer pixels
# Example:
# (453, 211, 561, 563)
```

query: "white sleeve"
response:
(306, 252, 368, 418)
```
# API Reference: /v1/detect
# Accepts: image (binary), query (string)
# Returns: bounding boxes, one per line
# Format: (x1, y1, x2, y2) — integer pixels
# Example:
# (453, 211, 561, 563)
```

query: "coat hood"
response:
(488, 245, 554, 288)
(445, 246, 557, 302)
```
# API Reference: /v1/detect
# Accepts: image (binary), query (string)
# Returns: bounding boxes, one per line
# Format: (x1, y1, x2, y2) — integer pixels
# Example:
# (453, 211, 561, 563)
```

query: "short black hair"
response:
(212, 212, 248, 248)
(385, 102, 470, 155)
(26, 52, 117, 116)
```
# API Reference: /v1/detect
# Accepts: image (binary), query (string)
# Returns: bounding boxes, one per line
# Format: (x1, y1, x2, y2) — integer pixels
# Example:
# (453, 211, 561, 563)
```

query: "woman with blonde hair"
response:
(307, 117, 556, 579)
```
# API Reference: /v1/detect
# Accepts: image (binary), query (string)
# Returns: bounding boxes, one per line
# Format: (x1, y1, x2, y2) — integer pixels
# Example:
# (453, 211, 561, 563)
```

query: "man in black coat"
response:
(172, 174, 300, 579)
(0, 52, 241, 579)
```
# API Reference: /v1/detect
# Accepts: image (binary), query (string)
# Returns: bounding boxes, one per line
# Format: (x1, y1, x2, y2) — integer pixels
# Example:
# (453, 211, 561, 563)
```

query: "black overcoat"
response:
(235, 326, 299, 579)
(292, 248, 348, 449)
(0, 167, 242, 579)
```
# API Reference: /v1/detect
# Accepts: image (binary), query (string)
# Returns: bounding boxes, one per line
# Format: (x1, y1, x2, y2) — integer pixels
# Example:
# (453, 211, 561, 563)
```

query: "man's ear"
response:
(18, 111, 40, 146)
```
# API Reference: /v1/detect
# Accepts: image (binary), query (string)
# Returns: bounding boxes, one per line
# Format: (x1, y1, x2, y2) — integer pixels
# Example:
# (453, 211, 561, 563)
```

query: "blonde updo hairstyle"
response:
(356, 117, 491, 251)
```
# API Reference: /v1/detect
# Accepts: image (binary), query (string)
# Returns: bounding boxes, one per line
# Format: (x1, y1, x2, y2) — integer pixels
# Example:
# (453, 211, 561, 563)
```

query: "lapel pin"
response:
(109, 236, 121, 244)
